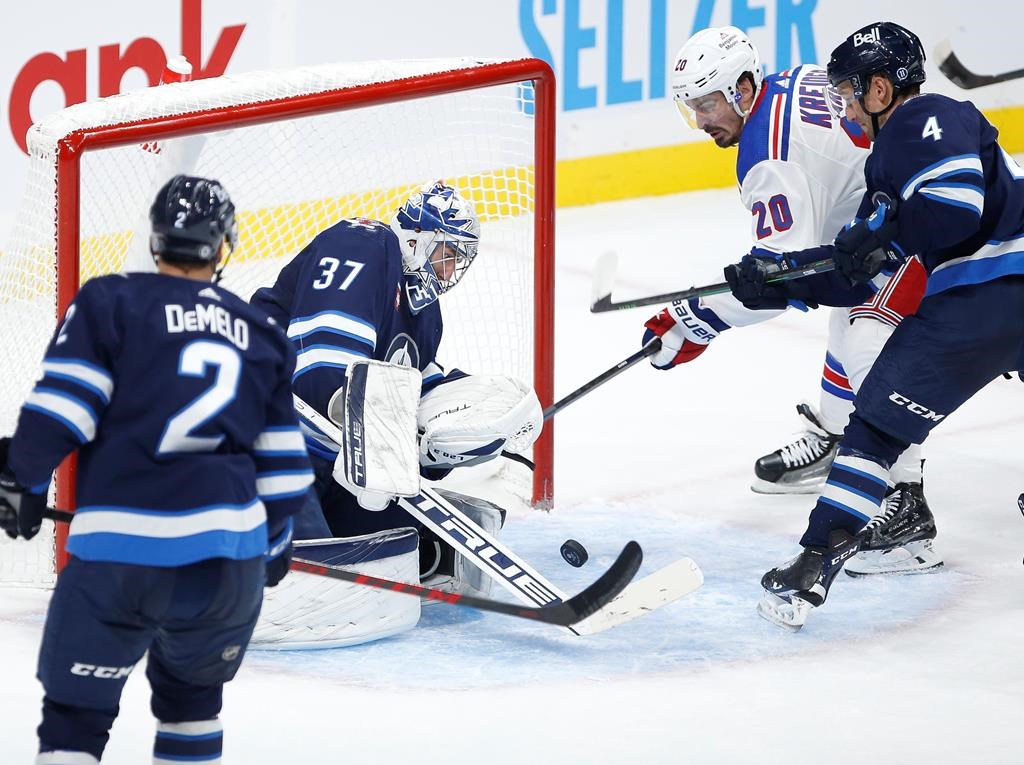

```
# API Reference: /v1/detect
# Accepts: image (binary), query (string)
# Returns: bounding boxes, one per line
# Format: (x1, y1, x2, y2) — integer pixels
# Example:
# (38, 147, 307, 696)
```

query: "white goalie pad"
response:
(418, 375, 543, 470)
(250, 528, 421, 650)
(330, 359, 421, 503)
(420, 487, 506, 602)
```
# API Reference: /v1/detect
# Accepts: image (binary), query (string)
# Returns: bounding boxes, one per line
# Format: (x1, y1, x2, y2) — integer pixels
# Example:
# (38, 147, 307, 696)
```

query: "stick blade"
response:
(549, 540, 643, 625)
(590, 252, 619, 313)
(572, 557, 703, 635)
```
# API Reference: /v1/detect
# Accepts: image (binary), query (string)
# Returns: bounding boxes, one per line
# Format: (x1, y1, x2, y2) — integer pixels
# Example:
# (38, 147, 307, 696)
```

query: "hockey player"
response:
(722, 22, 1024, 629)
(645, 26, 937, 576)
(0, 175, 313, 762)
(249, 181, 543, 641)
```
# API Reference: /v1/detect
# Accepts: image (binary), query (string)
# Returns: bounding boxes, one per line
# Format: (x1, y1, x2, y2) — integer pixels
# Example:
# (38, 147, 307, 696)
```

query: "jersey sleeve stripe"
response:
(24, 389, 98, 442)
(900, 154, 983, 199)
(256, 470, 315, 500)
(253, 428, 307, 455)
(41, 359, 114, 403)
(288, 310, 377, 347)
(917, 184, 985, 216)
(293, 346, 368, 378)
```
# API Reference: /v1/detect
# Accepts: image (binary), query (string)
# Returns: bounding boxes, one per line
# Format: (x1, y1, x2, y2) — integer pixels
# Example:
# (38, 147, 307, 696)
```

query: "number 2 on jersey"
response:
(157, 340, 241, 454)
(752, 195, 794, 239)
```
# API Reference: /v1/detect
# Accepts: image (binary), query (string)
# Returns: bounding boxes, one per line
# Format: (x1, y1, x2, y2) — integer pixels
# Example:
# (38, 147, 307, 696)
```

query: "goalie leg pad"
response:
(418, 375, 543, 470)
(420, 488, 506, 601)
(250, 528, 421, 650)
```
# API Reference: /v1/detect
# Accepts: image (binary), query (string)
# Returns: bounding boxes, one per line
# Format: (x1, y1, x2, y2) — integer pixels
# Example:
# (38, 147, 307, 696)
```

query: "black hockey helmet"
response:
(149, 174, 238, 265)
(827, 22, 926, 99)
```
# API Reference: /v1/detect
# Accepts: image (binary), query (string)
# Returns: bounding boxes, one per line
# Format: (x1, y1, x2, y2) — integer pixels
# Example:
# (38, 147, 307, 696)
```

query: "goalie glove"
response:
(418, 375, 543, 470)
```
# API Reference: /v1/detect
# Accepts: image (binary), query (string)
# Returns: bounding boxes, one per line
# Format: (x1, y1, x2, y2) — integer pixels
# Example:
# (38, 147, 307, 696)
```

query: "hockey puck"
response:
(560, 539, 589, 568)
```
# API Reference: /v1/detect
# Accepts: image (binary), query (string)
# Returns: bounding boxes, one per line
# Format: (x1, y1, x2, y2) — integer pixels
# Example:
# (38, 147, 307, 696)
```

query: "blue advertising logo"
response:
(519, 0, 819, 111)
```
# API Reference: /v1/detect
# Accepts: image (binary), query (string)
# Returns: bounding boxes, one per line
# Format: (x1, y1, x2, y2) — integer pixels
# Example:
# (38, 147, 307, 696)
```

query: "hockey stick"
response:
(500, 340, 662, 463)
(589, 251, 836, 313)
(294, 393, 703, 634)
(36, 508, 639, 628)
(935, 39, 1024, 89)
(542, 339, 661, 420)
(290, 544, 639, 627)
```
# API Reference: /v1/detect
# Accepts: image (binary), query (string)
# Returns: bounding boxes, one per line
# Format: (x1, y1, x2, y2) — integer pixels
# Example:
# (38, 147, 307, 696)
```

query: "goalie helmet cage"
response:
(0, 57, 555, 585)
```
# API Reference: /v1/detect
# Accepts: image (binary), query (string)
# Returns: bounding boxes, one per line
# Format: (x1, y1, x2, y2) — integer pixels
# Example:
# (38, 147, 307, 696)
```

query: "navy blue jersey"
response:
(7, 273, 313, 566)
(789, 94, 1024, 301)
(863, 94, 1024, 295)
(251, 218, 454, 460)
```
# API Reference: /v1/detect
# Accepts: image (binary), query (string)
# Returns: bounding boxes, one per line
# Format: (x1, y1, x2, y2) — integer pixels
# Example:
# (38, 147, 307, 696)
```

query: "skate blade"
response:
(756, 592, 813, 632)
(750, 477, 826, 495)
(845, 541, 945, 577)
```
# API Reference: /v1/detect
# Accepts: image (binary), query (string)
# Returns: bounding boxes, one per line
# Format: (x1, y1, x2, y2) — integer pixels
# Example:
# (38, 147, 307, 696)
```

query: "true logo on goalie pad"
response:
(406, 494, 561, 604)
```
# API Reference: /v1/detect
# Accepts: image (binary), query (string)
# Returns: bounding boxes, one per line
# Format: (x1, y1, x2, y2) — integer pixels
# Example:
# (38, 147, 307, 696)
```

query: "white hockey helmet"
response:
(671, 26, 763, 126)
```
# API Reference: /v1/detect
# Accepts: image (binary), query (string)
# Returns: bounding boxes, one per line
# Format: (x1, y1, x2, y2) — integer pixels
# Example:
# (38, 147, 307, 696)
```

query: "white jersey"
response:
(704, 65, 871, 327)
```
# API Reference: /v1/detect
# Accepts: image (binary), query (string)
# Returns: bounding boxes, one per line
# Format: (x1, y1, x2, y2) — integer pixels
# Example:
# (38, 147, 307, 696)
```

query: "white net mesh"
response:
(0, 58, 548, 586)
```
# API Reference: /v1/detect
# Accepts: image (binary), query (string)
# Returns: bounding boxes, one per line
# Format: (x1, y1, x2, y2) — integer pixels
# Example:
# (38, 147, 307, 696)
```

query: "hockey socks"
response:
(153, 719, 223, 765)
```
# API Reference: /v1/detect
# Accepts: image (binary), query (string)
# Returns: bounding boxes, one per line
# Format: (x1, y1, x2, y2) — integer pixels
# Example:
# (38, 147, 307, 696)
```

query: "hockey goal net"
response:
(0, 57, 555, 587)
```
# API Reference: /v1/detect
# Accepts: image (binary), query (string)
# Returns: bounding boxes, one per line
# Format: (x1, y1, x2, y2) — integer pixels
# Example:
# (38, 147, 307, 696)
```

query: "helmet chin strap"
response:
(859, 90, 899, 137)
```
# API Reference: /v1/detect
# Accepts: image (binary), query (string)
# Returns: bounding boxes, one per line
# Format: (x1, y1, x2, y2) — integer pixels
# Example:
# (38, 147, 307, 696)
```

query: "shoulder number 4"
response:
(922, 116, 943, 141)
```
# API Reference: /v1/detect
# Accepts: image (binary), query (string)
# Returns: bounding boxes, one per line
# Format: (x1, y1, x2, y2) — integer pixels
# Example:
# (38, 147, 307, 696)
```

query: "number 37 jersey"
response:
(7, 273, 313, 566)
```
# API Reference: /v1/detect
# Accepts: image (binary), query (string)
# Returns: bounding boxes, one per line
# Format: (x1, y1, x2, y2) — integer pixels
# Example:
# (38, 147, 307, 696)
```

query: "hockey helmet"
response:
(150, 175, 238, 265)
(827, 22, 927, 99)
(671, 26, 763, 127)
(390, 181, 480, 312)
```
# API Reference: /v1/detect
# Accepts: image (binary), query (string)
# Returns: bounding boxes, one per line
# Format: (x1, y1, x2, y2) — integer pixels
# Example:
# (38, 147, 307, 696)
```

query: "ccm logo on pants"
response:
(70, 663, 135, 679)
(888, 392, 946, 422)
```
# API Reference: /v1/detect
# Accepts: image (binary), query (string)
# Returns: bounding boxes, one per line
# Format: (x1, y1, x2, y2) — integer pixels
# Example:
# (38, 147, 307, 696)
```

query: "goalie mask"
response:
(671, 26, 763, 129)
(390, 181, 480, 313)
(150, 174, 239, 279)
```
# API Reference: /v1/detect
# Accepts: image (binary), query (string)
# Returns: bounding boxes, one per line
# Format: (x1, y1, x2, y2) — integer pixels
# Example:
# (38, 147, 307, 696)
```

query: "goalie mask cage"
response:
(0, 57, 555, 587)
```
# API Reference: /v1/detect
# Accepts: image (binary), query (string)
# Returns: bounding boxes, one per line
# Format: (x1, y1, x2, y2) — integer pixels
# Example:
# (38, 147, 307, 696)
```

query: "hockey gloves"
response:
(264, 518, 294, 588)
(0, 437, 46, 541)
(642, 300, 719, 369)
(834, 201, 901, 285)
(724, 254, 792, 310)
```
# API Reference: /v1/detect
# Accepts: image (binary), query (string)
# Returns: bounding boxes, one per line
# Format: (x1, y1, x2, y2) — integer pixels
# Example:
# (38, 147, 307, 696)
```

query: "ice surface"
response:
(2, 189, 1023, 763)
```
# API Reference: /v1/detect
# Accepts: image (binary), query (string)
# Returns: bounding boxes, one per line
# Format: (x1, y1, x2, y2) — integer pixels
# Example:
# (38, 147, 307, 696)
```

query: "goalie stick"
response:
(590, 251, 836, 313)
(294, 393, 703, 635)
(36, 507, 639, 628)
(935, 39, 1024, 89)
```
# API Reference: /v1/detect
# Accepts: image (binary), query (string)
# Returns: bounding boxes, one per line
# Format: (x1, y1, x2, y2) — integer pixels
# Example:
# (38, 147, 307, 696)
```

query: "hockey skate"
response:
(845, 481, 943, 576)
(751, 403, 841, 494)
(757, 530, 859, 632)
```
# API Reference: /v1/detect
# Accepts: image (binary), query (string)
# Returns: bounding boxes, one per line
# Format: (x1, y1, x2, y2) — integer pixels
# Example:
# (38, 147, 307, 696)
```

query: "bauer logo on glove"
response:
(641, 299, 719, 369)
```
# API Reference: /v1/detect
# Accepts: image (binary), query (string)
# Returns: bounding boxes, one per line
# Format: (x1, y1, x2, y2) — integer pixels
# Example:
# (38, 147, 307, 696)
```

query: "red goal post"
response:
(0, 57, 555, 581)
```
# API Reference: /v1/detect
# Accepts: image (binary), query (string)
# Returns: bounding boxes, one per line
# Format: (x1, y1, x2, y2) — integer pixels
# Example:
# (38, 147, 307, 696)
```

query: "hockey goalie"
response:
(249, 183, 544, 649)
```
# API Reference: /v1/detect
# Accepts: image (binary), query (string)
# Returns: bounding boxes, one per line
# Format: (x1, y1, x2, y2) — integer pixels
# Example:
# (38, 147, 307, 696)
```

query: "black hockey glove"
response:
(264, 520, 294, 588)
(833, 201, 900, 285)
(724, 254, 792, 310)
(0, 469, 46, 541)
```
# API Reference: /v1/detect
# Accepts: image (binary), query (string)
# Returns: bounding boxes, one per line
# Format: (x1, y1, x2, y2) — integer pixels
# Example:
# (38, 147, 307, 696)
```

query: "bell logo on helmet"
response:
(853, 28, 881, 47)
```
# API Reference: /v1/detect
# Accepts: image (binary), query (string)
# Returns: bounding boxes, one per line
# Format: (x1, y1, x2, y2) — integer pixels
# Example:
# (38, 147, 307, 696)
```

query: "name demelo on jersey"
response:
(165, 302, 250, 350)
